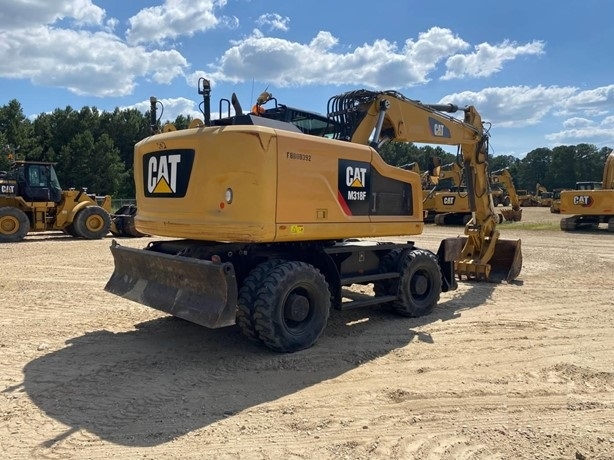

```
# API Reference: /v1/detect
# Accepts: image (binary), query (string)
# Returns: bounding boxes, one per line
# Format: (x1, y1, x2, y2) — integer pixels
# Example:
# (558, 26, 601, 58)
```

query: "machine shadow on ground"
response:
(20, 282, 497, 448)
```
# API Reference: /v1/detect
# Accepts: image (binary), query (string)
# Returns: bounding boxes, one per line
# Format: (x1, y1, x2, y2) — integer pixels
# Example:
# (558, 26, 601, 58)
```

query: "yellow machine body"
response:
(135, 126, 424, 242)
(559, 151, 614, 231)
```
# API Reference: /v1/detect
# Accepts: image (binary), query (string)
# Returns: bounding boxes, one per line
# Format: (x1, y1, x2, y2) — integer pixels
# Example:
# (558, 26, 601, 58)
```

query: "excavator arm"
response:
(327, 90, 522, 282)
(491, 168, 523, 221)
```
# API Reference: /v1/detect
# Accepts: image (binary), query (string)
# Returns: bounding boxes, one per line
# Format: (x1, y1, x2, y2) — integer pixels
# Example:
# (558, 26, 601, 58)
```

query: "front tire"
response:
(253, 261, 330, 352)
(73, 206, 111, 239)
(392, 249, 442, 317)
(0, 207, 30, 242)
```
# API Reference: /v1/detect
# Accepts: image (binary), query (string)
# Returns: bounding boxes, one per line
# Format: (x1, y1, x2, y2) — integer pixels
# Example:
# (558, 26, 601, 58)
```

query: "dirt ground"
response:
(1, 207, 613, 459)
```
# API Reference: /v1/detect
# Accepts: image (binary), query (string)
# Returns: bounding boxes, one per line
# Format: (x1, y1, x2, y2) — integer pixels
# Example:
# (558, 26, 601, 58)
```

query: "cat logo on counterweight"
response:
(143, 149, 194, 198)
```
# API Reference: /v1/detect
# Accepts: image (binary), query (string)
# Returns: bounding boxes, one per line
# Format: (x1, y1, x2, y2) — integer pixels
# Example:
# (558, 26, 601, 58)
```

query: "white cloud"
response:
(0, 0, 105, 30)
(546, 116, 614, 143)
(562, 117, 593, 129)
(126, 0, 236, 45)
(442, 40, 545, 80)
(207, 27, 472, 88)
(555, 85, 614, 116)
(125, 97, 214, 122)
(256, 13, 290, 32)
(439, 85, 577, 127)
(0, 27, 188, 97)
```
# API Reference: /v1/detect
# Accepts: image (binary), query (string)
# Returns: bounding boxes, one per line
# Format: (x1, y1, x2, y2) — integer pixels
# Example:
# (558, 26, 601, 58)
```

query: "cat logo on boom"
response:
(143, 149, 195, 198)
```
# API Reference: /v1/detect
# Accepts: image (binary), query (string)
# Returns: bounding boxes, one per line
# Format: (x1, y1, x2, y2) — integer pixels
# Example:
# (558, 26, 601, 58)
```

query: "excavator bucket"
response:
(500, 208, 523, 222)
(104, 241, 238, 328)
(455, 236, 522, 283)
(109, 204, 148, 237)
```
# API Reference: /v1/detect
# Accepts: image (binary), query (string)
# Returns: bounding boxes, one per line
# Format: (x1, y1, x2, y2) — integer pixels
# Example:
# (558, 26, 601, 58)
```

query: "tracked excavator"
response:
(427, 164, 519, 225)
(104, 80, 522, 352)
(559, 150, 614, 231)
(422, 161, 463, 223)
(490, 169, 523, 221)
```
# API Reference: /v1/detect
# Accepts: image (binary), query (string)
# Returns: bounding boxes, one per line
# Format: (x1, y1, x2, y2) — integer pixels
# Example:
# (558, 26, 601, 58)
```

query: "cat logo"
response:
(346, 166, 367, 188)
(442, 196, 455, 205)
(428, 117, 451, 138)
(345, 165, 368, 200)
(573, 195, 593, 207)
(338, 159, 370, 214)
(1, 184, 15, 194)
(143, 149, 194, 198)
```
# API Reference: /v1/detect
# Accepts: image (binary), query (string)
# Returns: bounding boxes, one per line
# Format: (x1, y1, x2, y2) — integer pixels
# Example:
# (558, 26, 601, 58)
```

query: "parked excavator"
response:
(104, 80, 522, 352)
(490, 168, 523, 221)
(427, 165, 519, 225)
(0, 160, 112, 242)
(559, 150, 614, 231)
(422, 160, 463, 223)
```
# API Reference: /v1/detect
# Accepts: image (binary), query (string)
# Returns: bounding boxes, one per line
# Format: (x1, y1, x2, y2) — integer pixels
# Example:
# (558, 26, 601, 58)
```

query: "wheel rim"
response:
(0, 216, 19, 235)
(282, 286, 313, 330)
(410, 270, 431, 301)
(86, 215, 105, 232)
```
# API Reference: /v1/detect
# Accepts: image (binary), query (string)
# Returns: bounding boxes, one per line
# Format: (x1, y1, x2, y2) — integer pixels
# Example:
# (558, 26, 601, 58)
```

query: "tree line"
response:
(1, 99, 610, 197)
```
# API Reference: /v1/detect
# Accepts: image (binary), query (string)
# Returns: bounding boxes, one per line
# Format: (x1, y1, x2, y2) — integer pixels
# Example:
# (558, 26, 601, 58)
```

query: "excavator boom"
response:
(327, 90, 522, 282)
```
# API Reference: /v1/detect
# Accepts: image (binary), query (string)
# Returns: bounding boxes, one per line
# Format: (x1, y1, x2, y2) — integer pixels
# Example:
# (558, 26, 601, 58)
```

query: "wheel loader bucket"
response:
(500, 208, 523, 222)
(455, 236, 522, 283)
(110, 205, 147, 237)
(104, 241, 238, 328)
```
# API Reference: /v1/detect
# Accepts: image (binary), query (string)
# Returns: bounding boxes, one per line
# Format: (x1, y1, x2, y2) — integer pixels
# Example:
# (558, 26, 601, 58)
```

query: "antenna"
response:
(250, 78, 255, 107)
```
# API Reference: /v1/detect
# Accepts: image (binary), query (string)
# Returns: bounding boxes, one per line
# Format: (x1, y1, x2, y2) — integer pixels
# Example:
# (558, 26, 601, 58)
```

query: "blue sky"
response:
(1, 0, 612, 158)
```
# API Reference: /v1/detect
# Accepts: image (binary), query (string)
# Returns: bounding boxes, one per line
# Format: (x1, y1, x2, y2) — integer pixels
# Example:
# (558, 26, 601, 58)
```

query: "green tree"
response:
(0, 99, 36, 160)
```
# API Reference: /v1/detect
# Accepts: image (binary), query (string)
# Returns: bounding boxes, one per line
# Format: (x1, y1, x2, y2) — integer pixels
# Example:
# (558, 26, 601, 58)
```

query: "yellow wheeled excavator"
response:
(104, 80, 522, 352)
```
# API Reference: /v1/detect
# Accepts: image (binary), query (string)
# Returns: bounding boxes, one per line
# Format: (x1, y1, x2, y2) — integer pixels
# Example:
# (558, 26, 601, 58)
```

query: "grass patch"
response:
(500, 221, 559, 231)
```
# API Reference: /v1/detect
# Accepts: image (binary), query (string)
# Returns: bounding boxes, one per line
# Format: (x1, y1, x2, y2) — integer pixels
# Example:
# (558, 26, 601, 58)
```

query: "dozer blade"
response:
(500, 208, 523, 222)
(455, 237, 522, 283)
(104, 241, 238, 328)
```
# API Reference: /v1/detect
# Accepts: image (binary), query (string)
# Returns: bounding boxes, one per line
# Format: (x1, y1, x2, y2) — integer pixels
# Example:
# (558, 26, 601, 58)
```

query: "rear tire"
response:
(392, 249, 442, 317)
(253, 261, 330, 352)
(373, 248, 403, 297)
(236, 259, 284, 341)
(0, 207, 30, 242)
(73, 206, 111, 239)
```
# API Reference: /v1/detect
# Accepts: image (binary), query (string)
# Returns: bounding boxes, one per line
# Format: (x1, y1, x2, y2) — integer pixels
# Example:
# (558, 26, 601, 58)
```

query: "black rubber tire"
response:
(62, 223, 79, 237)
(392, 249, 442, 317)
(73, 206, 111, 239)
(503, 196, 511, 207)
(0, 207, 30, 242)
(373, 248, 403, 297)
(253, 261, 330, 353)
(236, 259, 284, 341)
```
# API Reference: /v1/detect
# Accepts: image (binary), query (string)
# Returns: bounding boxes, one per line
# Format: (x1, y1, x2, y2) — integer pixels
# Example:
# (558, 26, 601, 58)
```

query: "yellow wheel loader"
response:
(0, 161, 111, 242)
(104, 81, 522, 352)
(559, 150, 614, 231)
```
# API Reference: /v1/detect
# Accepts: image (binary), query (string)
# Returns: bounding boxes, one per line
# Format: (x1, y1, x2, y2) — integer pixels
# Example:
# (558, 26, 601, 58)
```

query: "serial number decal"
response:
(286, 152, 311, 161)
(290, 225, 305, 234)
